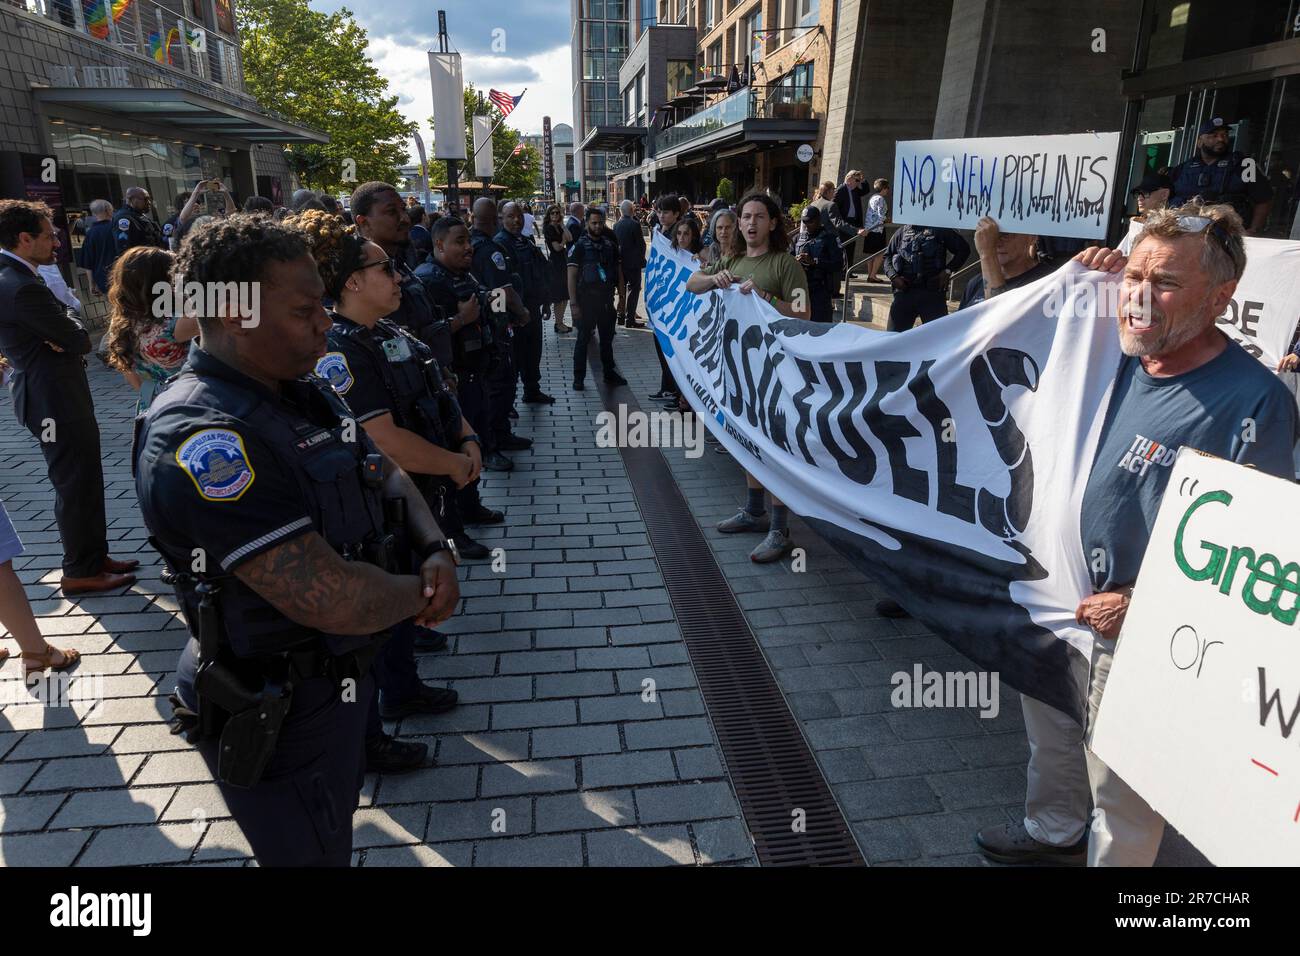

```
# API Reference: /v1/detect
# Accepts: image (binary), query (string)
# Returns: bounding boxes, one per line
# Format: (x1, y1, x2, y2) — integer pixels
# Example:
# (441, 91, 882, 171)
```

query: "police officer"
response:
(794, 205, 844, 323)
(134, 215, 460, 866)
(1168, 118, 1273, 235)
(113, 186, 166, 255)
(468, 197, 533, 457)
(881, 223, 969, 332)
(567, 205, 626, 391)
(495, 201, 553, 404)
(417, 215, 516, 495)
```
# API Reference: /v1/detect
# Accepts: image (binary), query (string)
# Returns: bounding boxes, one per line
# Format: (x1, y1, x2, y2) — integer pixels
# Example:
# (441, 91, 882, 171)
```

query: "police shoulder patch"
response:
(162, 223, 174, 237)
(314, 351, 354, 394)
(176, 428, 255, 502)
(491, 251, 507, 271)
(117, 218, 131, 231)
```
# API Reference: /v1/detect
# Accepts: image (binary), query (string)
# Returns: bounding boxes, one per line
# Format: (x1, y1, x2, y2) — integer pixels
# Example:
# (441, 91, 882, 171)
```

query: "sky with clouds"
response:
(311, 0, 575, 156)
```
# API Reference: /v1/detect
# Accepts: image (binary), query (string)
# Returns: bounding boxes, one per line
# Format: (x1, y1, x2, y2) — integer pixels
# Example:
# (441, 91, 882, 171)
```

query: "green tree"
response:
(425, 84, 541, 200)
(238, 0, 415, 194)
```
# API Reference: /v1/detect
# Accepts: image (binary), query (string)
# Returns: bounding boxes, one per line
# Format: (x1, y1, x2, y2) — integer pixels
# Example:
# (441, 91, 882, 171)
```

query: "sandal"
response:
(22, 645, 80, 677)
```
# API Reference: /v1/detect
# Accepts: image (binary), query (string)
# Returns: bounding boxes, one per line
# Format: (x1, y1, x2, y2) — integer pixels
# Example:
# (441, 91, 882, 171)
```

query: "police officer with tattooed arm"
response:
(134, 216, 460, 867)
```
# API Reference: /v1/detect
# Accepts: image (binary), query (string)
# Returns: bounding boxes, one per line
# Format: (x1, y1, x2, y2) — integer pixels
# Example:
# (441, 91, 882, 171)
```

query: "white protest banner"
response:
(643, 232, 1123, 719)
(1122, 219, 1300, 369)
(893, 132, 1121, 240)
(1091, 449, 1300, 866)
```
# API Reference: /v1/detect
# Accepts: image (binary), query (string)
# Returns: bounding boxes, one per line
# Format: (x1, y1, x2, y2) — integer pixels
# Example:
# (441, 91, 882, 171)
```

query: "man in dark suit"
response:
(613, 200, 646, 329)
(0, 200, 137, 594)
(834, 170, 867, 275)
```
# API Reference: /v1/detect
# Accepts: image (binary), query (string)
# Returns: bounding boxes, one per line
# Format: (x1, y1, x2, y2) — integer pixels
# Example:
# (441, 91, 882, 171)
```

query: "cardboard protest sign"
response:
(893, 132, 1121, 240)
(1122, 220, 1300, 370)
(1091, 449, 1300, 866)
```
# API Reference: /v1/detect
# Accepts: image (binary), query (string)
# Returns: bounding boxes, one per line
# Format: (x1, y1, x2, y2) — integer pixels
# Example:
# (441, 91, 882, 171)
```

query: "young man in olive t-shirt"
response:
(686, 193, 810, 563)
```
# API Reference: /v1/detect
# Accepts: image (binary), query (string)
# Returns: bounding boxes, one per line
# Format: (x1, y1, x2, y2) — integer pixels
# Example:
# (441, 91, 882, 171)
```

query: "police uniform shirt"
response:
(567, 231, 621, 295)
(495, 228, 544, 305)
(1168, 152, 1273, 215)
(387, 259, 451, 364)
(794, 230, 844, 285)
(469, 228, 513, 292)
(113, 205, 165, 254)
(136, 347, 375, 579)
(416, 259, 490, 371)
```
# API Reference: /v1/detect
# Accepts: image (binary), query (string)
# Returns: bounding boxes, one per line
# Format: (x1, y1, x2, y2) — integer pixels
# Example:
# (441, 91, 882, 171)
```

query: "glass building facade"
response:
(572, 0, 630, 201)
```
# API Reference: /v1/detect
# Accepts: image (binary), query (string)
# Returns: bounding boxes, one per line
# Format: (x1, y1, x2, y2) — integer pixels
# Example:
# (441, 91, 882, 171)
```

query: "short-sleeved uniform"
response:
(112, 205, 165, 255)
(1168, 151, 1273, 224)
(495, 226, 546, 396)
(387, 259, 452, 369)
(567, 230, 622, 382)
(793, 229, 844, 322)
(470, 227, 519, 442)
(134, 346, 388, 867)
(418, 259, 494, 454)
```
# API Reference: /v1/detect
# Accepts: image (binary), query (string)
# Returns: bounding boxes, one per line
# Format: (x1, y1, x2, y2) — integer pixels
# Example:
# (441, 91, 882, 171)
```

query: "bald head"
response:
(124, 186, 152, 212)
(501, 201, 523, 234)
(471, 196, 498, 233)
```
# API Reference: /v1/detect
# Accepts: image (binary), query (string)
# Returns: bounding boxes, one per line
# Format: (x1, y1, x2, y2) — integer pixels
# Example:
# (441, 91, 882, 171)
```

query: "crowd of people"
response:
(0, 104, 1289, 869)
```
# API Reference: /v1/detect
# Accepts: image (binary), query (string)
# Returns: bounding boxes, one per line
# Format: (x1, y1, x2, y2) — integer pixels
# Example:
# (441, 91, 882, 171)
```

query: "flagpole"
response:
(456, 87, 527, 188)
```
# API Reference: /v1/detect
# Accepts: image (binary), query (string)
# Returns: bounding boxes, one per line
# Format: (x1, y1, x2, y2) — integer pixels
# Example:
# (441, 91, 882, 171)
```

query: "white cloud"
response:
(364, 34, 573, 165)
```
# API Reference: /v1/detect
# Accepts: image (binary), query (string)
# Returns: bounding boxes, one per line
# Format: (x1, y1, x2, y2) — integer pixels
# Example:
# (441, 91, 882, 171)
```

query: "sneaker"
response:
(717, 508, 768, 533)
(498, 434, 533, 451)
(875, 598, 911, 619)
(365, 734, 428, 774)
(484, 451, 514, 472)
(750, 529, 793, 563)
(413, 629, 449, 652)
(461, 505, 504, 525)
(604, 371, 628, 386)
(974, 822, 1086, 866)
(379, 684, 459, 720)
(449, 534, 490, 560)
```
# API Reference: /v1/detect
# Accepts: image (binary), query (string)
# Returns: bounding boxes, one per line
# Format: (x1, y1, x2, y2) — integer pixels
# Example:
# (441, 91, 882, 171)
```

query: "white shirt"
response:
(39, 265, 81, 313)
(844, 185, 857, 220)
(523, 212, 535, 238)
(866, 194, 888, 233)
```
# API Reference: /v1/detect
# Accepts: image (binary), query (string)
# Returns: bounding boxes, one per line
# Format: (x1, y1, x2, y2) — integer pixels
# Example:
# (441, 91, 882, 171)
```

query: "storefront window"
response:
(1145, 0, 1298, 70)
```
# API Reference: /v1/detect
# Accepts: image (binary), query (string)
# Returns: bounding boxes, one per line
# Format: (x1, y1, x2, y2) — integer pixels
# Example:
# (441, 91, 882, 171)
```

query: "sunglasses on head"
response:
(356, 257, 396, 278)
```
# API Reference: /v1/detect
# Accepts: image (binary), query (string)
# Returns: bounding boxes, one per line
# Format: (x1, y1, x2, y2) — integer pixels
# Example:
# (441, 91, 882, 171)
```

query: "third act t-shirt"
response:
(1080, 337, 1298, 592)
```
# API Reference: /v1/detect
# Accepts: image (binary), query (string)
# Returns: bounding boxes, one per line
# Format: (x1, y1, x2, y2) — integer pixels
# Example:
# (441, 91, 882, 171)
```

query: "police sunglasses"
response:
(356, 257, 397, 278)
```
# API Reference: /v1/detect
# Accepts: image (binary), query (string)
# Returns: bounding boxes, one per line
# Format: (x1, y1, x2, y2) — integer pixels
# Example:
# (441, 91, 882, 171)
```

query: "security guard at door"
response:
(567, 205, 626, 390)
(881, 223, 969, 333)
(794, 205, 844, 323)
(113, 186, 166, 254)
(134, 215, 459, 866)
(1167, 117, 1274, 233)
(494, 201, 553, 404)
(468, 198, 533, 457)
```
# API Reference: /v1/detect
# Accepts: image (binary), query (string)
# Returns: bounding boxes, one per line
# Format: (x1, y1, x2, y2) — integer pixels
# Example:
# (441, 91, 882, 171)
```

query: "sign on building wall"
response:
(543, 116, 555, 200)
(1092, 449, 1300, 866)
(892, 132, 1122, 240)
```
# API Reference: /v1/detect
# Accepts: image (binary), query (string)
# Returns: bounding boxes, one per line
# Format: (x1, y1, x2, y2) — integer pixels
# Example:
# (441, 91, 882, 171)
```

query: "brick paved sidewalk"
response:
(0, 324, 754, 867)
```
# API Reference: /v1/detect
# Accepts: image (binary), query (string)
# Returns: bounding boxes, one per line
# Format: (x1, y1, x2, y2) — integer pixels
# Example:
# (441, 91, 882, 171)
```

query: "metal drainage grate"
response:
(592, 347, 864, 867)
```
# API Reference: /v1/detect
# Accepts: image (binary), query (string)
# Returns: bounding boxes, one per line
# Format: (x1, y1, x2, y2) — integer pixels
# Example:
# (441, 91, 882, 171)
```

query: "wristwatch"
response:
(419, 537, 461, 566)
(458, 434, 481, 449)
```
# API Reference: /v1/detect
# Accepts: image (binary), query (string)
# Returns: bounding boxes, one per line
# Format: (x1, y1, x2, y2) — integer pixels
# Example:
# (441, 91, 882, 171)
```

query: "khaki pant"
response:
(1020, 634, 1166, 866)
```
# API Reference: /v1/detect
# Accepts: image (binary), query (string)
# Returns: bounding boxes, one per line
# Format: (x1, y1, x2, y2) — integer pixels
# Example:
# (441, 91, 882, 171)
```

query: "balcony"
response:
(654, 84, 816, 155)
(17, 0, 244, 90)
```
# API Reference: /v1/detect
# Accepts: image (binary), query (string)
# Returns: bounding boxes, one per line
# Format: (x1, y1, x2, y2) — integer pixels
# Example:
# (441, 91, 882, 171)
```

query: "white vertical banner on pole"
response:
(473, 115, 495, 180)
(428, 51, 467, 161)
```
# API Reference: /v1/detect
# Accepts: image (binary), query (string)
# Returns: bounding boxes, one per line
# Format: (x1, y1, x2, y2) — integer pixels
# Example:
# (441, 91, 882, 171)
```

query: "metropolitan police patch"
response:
(314, 351, 354, 394)
(176, 429, 255, 502)
(117, 218, 131, 232)
(491, 251, 507, 271)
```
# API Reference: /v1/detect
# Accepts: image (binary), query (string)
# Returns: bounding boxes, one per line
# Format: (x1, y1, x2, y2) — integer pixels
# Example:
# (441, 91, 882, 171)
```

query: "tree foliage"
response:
(422, 84, 542, 201)
(238, 0, 415, 193)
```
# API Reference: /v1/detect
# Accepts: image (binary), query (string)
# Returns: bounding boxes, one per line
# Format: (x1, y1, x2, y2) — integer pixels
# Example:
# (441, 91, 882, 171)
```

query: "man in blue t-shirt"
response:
(976, 202, 1299, 869)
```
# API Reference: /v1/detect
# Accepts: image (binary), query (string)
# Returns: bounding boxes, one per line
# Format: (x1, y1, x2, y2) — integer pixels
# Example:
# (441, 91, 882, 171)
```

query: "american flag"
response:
(511, 142, 524, 157)
(489, 89, 523, 116)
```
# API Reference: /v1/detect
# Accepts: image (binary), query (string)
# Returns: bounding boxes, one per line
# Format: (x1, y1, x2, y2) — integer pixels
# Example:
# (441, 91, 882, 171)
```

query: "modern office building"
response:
(551, 121, 576, 205)
(1, 0, 324, 290)
(570, 0, 632, 202)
